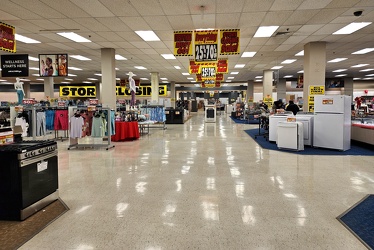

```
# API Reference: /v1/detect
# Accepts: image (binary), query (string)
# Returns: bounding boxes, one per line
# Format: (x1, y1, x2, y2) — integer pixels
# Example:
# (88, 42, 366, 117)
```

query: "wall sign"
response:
(116, 86, 167, 97)
(174, 31, 193, 56)
(220, 29, 240, 55)
(0, 22, 16, 53)
(59, 86, 96, 97)
(1, 54, 29, 77)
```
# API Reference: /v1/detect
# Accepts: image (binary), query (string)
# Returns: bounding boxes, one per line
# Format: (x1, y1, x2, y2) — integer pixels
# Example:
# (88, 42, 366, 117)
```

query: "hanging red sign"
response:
(0, 22, 16, 53)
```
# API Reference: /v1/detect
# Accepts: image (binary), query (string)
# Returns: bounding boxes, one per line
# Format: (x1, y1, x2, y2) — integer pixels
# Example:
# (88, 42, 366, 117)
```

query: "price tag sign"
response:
(15, 106, 24, 112)
(58, 101, 66, 107)
(87, 106, 96, 112)
(201, 67, 216, 77)
(195, 44, 218, 62)
(22, 99, 35, 105)
(89, 99, 99, 105)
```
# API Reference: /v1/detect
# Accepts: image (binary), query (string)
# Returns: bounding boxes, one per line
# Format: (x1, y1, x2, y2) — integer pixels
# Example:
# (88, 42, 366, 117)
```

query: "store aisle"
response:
(20, 111, 371, 249)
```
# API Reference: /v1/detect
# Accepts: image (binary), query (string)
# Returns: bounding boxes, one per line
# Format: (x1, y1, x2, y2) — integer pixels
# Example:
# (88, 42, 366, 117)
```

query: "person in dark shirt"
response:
(286, 100, 300, 115)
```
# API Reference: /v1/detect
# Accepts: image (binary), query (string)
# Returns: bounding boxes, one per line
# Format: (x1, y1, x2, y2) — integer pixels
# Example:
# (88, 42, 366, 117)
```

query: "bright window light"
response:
(230, 72, 239, 75)
(28, 56, 39, 61)
(333, 22, 372, 35)
(70, 55, 91, 61)
(115, 54, 127, 60)
(352, 48, 374, 54)
(281, 59, 296, 64)
(182, 72, 190, 75)
(174, 66, 181, 69)
(335, 74, 347, 77)
(134, 66, 147, 70)
(68, 67, 83, 71)
(359, 68, 374, 72)
(161, 54, 176, 59)
(227, 77, 235, 79)
(234, 64, 245, 68)
(332, 69, 347, 72)
(29, 67, 39, 71)
(255, 76, 263, 78)
(241, 52, 256, 57)
(351, 64, 369, 68)
(57, 32, 91, 42)
(295, 50, 304, 56)
(87, 78, 98, 81)
(68, 73, 77, 77)
(135, 30, 160, 41)
(271, 66, 283, 70)
(254, 26, 279, 37)
(283, 75, 293, 78)
(328, 58, 348, 63)
(297, 70, 304, 73)
(15, 34, 41, 43)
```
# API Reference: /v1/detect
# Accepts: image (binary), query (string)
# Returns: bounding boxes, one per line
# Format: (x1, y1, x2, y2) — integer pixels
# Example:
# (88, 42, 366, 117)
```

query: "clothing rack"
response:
(45, 107, 69, 141)
(139, 105, 167, 130)
(68, 106, 115, 150)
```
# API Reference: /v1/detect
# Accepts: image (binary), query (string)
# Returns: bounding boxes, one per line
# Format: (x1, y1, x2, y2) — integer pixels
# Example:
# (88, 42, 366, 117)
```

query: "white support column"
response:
(343, 77, 354, 98)
(23, 82, 30, 99)
(277, 79, 286, 101)
(247, 80, 254, 102)
(44, 77, 54, 99)
(170, 81, 176, 108)
(151, 72, 159, 104)
(263, 70, 273, 99)
(101, 48, 116, 109)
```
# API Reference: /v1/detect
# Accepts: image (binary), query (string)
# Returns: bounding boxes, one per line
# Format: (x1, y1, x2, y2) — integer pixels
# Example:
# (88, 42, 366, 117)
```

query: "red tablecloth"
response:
(111, 121, 139, 141)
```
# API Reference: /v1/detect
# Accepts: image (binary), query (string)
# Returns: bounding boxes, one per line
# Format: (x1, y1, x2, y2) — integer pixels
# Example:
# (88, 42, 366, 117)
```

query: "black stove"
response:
(0, 140, 57, 160)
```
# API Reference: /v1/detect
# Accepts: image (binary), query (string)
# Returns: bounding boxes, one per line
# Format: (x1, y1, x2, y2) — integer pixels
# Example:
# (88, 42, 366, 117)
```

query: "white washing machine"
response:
(295, 114, 314, 146)
(269, 114, 292, 142)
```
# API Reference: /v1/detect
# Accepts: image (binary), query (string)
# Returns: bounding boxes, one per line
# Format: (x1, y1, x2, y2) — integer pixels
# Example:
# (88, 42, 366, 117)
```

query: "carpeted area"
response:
(245, 128, 374, 156)
(0, 199, 69, 250)
(337, 195, 374, 249)
(230, 116, 259, 124)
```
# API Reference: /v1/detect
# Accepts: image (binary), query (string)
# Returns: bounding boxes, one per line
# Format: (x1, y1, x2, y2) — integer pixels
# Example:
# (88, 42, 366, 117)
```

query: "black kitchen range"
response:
(0, 140, 58, 220)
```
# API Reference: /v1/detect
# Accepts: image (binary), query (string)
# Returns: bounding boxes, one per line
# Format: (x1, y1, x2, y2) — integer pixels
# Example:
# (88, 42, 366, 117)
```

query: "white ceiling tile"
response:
(117, 32, 142, 41)
(283, 10, 319, 25)
(270, 0, 304, 11)
(149, 42, 168, 49)
(130, 42, 152, 49)
(275, 44, 295, 51)
(313, 23, 346, 35)
(217, 0, 245, 13)
(167, 16, 195, 30)
(330, 16, 359, 24)
(98, 0, 138, 16)
(283, 35, 308, 44)
(159, 0, 190, 15)
(48, 19, 88, 31)
(243, 0, 274, 12)
(70, 0, 114, 17)
(119, 17, 151, 30)
(239, 12, 267, 27)
(326, 0, 361, 8)
(216, 14, 240, 28)
(130, 0, 165, 16)
(187, 0, 216, 14)
(295, 24, 324, 35)
(307, 8, 348, 24)
(298, 0, 334, 10)
(141, 49, 159, 55)
(0, 1, 42, 19)
(262, 11, 293, 25)
(191, 14, 215, 29)
(143, 16, 173, 31)
(96, 32, 125, 42)
(96, 17, 131, 32)
(72, 18, 109, 32)
(0, 9, 20, 20)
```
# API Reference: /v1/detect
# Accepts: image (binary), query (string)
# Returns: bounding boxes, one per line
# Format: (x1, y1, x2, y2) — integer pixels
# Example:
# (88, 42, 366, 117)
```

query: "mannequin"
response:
(128, 72, 138, 106)
(14, 78, 25, 104)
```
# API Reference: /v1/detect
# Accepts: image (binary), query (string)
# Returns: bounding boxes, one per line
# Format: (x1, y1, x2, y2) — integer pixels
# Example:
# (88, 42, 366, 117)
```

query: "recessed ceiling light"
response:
(194, 84, 200, 87)
(363, 77, 374, 80)
(297, 70, 304, 73)
(70, 55, 91, 61)
(333, 22, 372, 35)
(241, 52, 256, 57)
(29, 67, 39, 71)
(359, 68, 374, 72)
(0, 80, 6, 81)
(328, 58, 347, 63)
(254, 26, 279, 37)
(226, 80, 232, 82)
(295, 50, 304, 56)
(135, 30, 160, 41)
(162, 81, 168, 83)
(255, 76, 263, 78)
(174, 66, 181, 69)
(227, 77, 235, 79)
(57, 32, 91, 42)
(65, 78, 74, 81)
(190, 80, 196, 83)
(115, 54, 127, 60)
(140, 78, 149, 80)
(126, 73, 137, 76)
(60, 82, 70, 84)
(234, 64, 245, 68)
(68, 73, 77, 77)
(36, 79, 44, 81)
(352, 48, 374, 54)
(15, 34, 41, 43)
(365, 74, 374, 77)
(115, 68, 119, 71)
(187, 77, 194, 80)
(32, 74, 39, 76)
(134, 66, 147, 70)
(222, 84, 228, 86)
(160, 78, 168, 80)
(335, 74, 347, 77)
(28, 56, 39, 61)
(332, 69, 347, 72)
(68, 67, 83, 71)
(281, 59, 296, 64)
(255, 79, 262, 82)
(182, 72, 190, 75)
(161, 54, 176, 59)
(283, 75, 293, 78)
(87, 78, 98, 81)
(94, 73, 102, 76)
(115, 78, 120, 80)
(271, 66, 283, 70)
(82, 81, 92, 83)
(351, 64, 369, 68)
(230, 72, 239, 75)
(353, 78, 361, 80)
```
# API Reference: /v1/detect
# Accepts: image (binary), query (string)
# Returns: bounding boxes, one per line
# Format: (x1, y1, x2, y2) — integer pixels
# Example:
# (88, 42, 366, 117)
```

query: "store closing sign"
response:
(60, 86, 96, 97)
(116, 86, 167, 96)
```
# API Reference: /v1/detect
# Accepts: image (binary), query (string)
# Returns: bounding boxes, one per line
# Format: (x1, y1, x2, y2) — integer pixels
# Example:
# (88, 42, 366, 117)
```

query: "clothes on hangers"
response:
(91, 111, 107, 137)
(70, 114, 85, 139)
(54, 110, 69, 130)
(36, 111, 47, 136)
(45, 109, 55, 130)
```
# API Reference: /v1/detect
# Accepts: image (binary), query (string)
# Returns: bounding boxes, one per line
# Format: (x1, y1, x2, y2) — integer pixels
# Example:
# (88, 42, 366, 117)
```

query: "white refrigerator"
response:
(313, 95, 351, 151)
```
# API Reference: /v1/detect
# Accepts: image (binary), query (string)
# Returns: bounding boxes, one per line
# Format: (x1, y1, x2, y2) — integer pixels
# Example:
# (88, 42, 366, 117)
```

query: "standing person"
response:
(44, 57, 53, 76)
(286, 100, 300, 115)
(14, 78, 25, 104)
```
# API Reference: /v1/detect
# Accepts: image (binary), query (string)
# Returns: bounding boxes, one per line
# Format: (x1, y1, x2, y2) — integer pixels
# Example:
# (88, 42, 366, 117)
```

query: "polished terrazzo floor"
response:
(20, 110, 373, 250)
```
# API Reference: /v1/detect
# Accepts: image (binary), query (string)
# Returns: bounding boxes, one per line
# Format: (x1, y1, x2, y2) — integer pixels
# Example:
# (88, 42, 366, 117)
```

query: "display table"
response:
(111, 121, 139, 141)
(351, 123, 374, 145)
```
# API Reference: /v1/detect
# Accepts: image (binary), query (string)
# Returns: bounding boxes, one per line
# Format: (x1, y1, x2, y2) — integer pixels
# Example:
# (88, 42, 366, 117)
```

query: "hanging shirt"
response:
(70, 116, 84, 138)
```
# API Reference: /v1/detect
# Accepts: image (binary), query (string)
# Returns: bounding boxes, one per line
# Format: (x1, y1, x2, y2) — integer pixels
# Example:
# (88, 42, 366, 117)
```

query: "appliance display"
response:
(277, 121, 304, 151)
(39, 54, 68, 77)
(205, 105, 216, 123)
(295, 114, 314, 146)
(268, 113, 292, 142)
(0, 140, 58, 220)
(313, 95, 351, 151)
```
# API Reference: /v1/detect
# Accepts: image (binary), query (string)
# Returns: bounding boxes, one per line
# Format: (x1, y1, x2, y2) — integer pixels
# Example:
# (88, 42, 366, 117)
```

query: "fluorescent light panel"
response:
(28, 56, 39, 61)
(70, 55, 91, 61)
(360, 68, 374, 72)
(335, 74, 347, 77)
(174, 66, 181, 69)
(332, 69, 347, 72)
(82, 81, 92, 83)
(187, 77, 194, 80)
(64, 78, 74, 81)
(230, 72, 239, 75)
(115, 54, 127, 60)
(68, 73, 77, 76)
(352, 48, 374, 54)
(140, 78, 148, 80)
(182, 73, 190, 75)
(241, 52, 256, 57)
(160, 78, 168, 80)
(87, 78, 98, 81)
(135, 30, 160, 41)
(226, 80, 232, 82)
(363, 77, 374, 80)
(255, 76, 263, 78)
(29, 67, 39, 71)
(227, 77, 235, 79)
(32, 74, 39, 76)
(57, 32, 91, 42)
(328, 58, 347, 63)
(68, 67, 82, 71)
(134, 66, 147, 70)
(295, 50, 304, 56)
(281, 59, 296, 64)
(283, 75, 293, 78)
(365, 74, 374, 77)
(333, 22, 372, 35)
(15, 34, 40, 43)
(234, 64, 245, 68)
(161, 54, 176, 59)
(297, 70, 304, 73)
(254, 26, 279, 37)
(94, 73, 102, 76)
(271, 66, 283, 70)
(351, 64, 369, 68)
